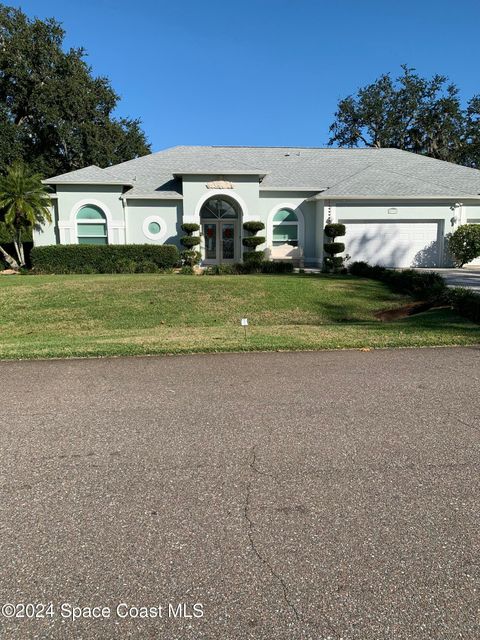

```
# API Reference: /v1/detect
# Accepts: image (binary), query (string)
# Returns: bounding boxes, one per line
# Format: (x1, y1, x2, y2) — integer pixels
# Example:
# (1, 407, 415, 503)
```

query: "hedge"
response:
(204, 260, 294, 275)
(447, 288, 480, 324)
(30, 244, 179, 274)
(348, 261, 447, 300)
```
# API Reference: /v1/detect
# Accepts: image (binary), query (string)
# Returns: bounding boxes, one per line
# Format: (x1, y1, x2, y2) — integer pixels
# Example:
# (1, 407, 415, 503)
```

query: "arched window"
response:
(272, 209, 298, 246)
(77, 205, 108, 245)
(200, 197, 239, 219)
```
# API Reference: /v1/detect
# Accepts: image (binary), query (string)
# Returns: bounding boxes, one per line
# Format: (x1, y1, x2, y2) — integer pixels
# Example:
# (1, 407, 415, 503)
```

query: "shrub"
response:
(260, 260, 294, 274)
(243, 250, 265, 266)
(323, 242, 345, 256)
(180, 236, 201, 248)
(203, 260, 294, 275)
(135, 260, 160, 273)
(323, 256, 344, 269)
(178, 265, 195, 275)
(181, 223, 200, 234)
(347, 261, 447, 300)
(323, 223, 346, 273)
(448, 224, 480, 266)
(113, 258, 137, 274)
(324, 223, 346, 239)
(30, 244, 179, 274)
(203, 264, 236, 275)
(448, 287, 480, 323)
(243, 221, 265, 234)
(180, 249, 201, 266)
(242, 236, 265, 249)
(348, 261, 370, 277)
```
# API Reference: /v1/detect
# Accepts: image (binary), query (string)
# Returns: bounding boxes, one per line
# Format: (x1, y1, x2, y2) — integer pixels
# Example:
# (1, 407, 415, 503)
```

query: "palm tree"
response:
(0, 163, 52, 269)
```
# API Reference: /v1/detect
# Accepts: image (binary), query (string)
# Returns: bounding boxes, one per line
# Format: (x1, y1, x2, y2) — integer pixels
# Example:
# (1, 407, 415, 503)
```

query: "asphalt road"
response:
(0, 348, 479, 640)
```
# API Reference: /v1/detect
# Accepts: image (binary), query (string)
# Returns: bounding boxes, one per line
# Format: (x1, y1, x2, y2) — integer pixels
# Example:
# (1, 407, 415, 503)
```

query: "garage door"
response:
(466, 219, 480, 265)
(339, 220, 441, 268)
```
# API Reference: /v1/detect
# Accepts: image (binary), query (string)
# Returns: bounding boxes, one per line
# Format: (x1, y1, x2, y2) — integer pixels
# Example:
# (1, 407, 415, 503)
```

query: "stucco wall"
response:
(33, 185, 126, 246)
(34, 176, 480, 268)
(125, 200, 183, 247)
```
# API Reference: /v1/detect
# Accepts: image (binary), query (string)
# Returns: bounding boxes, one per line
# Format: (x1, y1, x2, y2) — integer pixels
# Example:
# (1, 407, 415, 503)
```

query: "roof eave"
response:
(42, 179, 133, 187)
(172, 170, 267, 178)
(309, 193, 477, 201)
(121, 193, 183, 201)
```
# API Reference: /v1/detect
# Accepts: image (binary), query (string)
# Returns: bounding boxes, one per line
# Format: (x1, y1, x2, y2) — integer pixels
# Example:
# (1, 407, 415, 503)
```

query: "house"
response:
(35, 146, 480, 268)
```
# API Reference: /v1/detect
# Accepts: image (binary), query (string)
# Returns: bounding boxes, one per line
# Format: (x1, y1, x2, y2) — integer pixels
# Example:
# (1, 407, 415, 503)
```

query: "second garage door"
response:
(339, 220, 442, 268)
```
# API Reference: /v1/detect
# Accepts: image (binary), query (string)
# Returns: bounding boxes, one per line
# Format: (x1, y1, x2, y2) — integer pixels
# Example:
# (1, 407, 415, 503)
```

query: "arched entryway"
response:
(200, 196, 242, 264)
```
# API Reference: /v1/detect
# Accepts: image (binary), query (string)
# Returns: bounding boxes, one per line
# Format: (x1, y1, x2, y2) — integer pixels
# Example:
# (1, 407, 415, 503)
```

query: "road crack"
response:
(244, 446, 340, 638)
(244, 451, 300, 622)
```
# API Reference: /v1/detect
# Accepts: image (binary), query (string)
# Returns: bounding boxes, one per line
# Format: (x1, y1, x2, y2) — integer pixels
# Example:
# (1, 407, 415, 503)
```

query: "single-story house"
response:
(35, 146, 480, 268)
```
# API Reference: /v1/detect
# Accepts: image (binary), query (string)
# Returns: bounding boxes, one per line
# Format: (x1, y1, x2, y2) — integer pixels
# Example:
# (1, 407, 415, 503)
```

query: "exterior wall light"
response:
(387, 207, 398, 214)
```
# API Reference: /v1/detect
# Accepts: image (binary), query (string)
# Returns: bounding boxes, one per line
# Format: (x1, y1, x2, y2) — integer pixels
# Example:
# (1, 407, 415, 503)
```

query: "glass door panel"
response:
(221, 223, 235, 261)
(203, 223, 217, 260)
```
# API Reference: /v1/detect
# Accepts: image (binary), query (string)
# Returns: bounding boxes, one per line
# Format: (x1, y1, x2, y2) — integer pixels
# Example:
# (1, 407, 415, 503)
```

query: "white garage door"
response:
(339, 220, 441, 268)
(466, 219, 480, 265)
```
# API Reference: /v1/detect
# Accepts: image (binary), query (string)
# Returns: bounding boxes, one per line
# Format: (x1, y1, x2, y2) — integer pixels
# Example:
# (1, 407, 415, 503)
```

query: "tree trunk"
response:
(13, 235, 25, 267)
(13, 224, 26, 267)
(0, 245, 20, 271)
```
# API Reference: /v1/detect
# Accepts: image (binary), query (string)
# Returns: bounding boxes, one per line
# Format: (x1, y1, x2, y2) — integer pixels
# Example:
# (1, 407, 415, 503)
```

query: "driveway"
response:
(430, 267, 480, 292)
(0, 349, 479, 639)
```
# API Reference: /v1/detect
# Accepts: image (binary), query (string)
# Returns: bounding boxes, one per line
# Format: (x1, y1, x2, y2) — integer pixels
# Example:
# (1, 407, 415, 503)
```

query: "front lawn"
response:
(0, 273, 478, 359)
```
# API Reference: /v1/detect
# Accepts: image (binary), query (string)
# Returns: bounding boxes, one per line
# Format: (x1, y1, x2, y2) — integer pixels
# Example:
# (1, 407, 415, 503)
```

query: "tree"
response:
(0, 163, 51, 268)
(0, 4, 151, 177)
(328, 65, 468, 164)
(448, 224, 480, 267)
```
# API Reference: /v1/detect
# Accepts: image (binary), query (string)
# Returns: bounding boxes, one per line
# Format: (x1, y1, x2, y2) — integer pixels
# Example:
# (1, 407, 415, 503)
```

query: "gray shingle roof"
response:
(44, 146, 480, 199)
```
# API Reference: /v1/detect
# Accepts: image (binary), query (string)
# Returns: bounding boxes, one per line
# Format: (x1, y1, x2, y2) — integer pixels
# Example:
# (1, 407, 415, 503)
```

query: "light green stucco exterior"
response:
(34, 171, 480, 268)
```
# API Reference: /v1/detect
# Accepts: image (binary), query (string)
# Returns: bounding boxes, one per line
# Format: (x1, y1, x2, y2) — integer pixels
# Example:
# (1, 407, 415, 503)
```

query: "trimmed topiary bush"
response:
(448, 224, 480, 266)
(30, 244, 179, 274)
(180, 249, 201, 267)
(242, 236, 265, 249)
(324, 223, 346, 239)
(181, 223, 200, 234)
(243, 250, 265, 266)
(180, 223, 201, 258)
(243, 221, 265, 234)
(323, 242, 345, 256)
(180, 235, 201, 249)
(323, 223, 346, 273)
(242, 220, 265, 265)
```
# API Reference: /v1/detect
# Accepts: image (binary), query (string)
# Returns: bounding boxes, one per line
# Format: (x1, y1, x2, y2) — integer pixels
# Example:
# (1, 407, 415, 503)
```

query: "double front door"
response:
(202, 221, 237, 264)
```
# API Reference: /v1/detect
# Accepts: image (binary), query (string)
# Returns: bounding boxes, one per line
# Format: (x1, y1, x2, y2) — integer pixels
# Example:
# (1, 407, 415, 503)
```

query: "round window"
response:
(148, 221, 161, 235)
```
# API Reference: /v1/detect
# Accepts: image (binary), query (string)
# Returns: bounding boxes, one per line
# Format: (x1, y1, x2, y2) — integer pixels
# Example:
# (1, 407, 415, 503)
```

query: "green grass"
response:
(0, 273, 478, 359)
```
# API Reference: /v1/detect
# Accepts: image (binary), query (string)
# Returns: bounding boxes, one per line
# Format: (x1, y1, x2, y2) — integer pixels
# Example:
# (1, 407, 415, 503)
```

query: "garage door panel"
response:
(339, 220, 441, 268)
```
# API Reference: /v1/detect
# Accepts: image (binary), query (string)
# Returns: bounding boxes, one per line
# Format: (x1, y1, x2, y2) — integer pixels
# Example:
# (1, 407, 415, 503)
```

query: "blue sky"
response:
(8, 0, 480, 151)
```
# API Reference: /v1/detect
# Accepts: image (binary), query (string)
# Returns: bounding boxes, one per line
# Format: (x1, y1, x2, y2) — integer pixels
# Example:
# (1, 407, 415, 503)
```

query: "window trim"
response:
(76, 205, 109, 245)
(267, 204, 304, 250)
(142, 215, 167, 241)
(70, 199, 114, 245)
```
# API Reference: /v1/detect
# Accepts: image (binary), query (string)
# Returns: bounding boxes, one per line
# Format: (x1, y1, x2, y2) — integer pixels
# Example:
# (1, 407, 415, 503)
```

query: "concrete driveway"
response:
(431, 267, 480, 292)
(0, 349, 479, 639)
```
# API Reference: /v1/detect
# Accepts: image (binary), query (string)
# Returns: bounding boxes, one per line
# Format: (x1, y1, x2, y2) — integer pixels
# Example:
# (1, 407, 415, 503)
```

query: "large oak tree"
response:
(329, 65, 480, 168)
(0, 4, 151, 178)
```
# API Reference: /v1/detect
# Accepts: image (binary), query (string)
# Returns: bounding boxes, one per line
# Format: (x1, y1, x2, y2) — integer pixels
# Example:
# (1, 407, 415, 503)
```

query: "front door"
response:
(203, 221, 237, 264)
